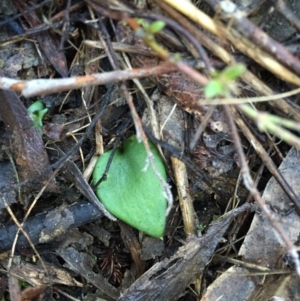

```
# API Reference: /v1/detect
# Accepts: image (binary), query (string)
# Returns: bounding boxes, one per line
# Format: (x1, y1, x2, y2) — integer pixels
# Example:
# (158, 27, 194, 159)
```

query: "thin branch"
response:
(0, 63, 176, 97)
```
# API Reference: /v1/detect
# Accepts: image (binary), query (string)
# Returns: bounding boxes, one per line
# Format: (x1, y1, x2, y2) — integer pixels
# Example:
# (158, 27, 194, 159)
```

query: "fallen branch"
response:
(0, 201, 103, 252)
(0, 63, 176, 97)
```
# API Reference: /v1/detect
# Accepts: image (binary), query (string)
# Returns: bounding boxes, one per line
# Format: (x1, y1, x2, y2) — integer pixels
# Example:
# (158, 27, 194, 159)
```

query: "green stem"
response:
(239, 104, 300, 148)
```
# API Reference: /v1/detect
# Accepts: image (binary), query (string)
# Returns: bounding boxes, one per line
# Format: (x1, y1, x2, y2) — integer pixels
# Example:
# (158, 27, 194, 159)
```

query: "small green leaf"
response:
(27, 100, 48, 134)
(27, 100, 45, 114)
(148, 21, 165, 34)
(93, 135, 167, 237)
(204, 80, 224, 98)
(220, 64, 246, 81)
(135, 18, 145, 26)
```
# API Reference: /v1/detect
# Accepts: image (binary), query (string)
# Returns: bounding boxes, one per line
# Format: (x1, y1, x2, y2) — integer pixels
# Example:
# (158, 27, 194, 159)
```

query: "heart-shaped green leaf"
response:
(93, 135, 167, 237)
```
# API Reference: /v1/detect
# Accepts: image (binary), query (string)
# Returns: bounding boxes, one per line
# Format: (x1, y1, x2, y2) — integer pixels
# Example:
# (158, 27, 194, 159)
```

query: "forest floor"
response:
(0, 0, 300, 300)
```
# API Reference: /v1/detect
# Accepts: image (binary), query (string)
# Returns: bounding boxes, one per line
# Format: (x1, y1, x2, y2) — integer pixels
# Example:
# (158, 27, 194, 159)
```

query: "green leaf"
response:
(220, 64, 246, 81)
(204, 80, 224, 98)
(93, 135, 167, 237)
(135, 18, 145, 26)
(27, 100, 45, 114)
(148, 21, 165, 34)
(27, 100, 48, 134)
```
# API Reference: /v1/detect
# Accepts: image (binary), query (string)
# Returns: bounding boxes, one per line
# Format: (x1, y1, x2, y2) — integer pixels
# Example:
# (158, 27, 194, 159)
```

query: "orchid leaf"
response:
(93, 135, 167, 237)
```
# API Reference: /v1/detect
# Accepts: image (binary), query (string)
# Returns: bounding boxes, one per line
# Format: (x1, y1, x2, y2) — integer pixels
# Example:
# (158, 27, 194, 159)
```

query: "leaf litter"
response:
(0, 0, 300, 301)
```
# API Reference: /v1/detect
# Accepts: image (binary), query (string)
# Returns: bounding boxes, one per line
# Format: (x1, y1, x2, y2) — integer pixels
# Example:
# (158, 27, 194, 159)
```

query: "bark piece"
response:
(0, 75, 55, 192)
